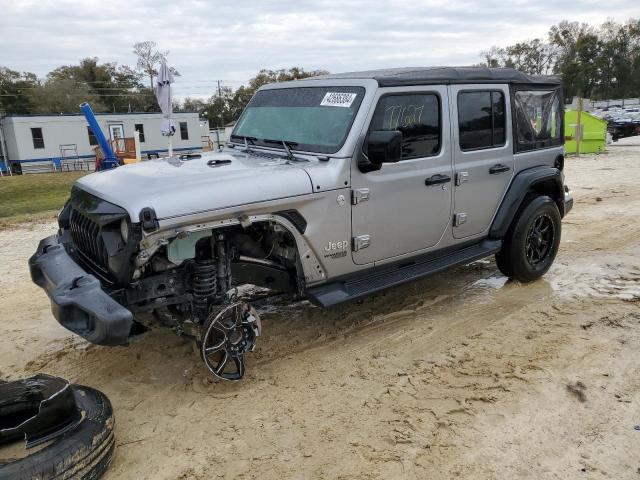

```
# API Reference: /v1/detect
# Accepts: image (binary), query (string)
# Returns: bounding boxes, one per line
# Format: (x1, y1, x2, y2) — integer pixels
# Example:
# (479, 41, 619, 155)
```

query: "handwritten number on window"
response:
(383, 104, 425, 130)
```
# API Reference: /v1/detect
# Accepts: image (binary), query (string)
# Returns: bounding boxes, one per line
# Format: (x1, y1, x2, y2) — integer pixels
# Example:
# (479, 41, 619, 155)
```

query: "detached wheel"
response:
(0, 385, 115, 480)
(496, 195, 561, 282)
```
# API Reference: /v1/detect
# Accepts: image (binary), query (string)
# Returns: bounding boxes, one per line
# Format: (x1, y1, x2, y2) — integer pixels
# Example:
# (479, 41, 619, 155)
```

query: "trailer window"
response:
(180, 122, 189, 140)
(135, 124, 146, 143)
(87, 126, 98, 146)
(368, 93, 441, 160)
(457, 91, 506, 150)
(31, 128, 44, 149)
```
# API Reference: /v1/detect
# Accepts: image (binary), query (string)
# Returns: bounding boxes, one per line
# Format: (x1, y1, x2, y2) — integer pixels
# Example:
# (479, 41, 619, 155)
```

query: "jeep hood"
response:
(75, 151, 314, 221)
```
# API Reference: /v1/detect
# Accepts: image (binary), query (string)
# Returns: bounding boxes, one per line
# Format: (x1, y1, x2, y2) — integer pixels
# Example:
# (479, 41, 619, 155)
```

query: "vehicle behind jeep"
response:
(30, 67, 573, 380)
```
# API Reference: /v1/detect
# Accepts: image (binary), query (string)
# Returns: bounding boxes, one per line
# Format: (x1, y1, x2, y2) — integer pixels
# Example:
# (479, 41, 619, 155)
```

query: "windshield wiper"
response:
(230, 135, 257, 151)
(263, 138, 299, 161)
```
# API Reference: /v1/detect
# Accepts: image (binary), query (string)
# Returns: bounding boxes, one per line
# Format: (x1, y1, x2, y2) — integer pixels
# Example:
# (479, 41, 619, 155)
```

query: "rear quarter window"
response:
(514, 90, 563, 147)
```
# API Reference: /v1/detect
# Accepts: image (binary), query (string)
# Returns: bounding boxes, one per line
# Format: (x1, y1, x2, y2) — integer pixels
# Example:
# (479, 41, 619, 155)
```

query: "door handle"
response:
(489, 164, 510, 174)
(425, 174, 451, 186)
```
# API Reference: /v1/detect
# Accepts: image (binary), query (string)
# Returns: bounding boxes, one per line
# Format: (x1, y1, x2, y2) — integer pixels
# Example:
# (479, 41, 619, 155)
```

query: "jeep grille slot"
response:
(69, 208, 110, 277)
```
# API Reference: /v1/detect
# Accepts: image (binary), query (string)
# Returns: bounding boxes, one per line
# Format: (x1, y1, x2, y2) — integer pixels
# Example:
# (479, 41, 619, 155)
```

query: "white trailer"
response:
(0, 112, 208, 174)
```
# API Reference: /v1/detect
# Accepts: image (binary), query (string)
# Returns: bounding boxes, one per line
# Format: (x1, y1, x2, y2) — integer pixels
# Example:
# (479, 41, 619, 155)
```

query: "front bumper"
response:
(29, 235, 133, 346)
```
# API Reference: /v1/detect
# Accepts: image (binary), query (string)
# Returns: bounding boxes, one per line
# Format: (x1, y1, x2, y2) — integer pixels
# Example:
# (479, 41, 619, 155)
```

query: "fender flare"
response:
(489, 165, 564, 239)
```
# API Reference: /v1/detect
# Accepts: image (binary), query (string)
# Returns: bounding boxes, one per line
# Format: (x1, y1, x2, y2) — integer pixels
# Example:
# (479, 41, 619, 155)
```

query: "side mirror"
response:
(367, 130, 402, 165)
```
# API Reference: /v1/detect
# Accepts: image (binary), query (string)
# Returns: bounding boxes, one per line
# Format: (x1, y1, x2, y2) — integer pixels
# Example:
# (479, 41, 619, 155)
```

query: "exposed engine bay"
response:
(126, 222, 301, 328)
(57, 188, 308, 380)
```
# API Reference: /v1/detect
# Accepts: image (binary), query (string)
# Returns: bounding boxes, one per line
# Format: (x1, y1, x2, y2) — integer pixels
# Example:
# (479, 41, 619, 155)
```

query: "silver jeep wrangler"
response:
(30, 67, 573, 380)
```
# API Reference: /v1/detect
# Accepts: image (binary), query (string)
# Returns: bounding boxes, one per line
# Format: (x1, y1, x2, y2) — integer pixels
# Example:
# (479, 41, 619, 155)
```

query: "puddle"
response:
(550, 262, 640, 301)
(471, 276, 509, 290)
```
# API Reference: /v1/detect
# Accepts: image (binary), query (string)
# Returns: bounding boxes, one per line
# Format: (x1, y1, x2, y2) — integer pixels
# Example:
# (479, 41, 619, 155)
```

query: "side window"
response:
(514, 90, 562, 148)
(87, 126, 98, 146)
(368, 93, 440, 160)
(458, 91, 506, 150)
(179, 122, 189, 140)
(31, 128, 45, 149)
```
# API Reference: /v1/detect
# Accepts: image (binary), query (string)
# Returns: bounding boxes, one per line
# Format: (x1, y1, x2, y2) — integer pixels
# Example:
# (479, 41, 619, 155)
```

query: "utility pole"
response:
(217, 80, 224, 144)
(575, 97, 583, 156)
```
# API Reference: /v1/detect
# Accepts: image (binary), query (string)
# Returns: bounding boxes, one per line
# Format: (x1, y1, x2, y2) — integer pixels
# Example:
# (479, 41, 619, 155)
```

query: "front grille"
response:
(69, 207, 110, 276)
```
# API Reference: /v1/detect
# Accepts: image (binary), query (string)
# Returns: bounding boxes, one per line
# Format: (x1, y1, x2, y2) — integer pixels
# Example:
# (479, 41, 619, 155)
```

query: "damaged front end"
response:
(30, 187, 312, 380)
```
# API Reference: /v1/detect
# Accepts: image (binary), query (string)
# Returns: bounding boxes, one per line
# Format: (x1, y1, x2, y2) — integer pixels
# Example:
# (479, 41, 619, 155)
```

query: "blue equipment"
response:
(79, 103, 119, 170)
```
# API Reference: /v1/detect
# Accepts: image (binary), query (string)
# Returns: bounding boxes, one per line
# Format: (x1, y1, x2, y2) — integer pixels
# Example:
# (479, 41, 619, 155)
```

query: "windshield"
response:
(232, 86, 365, 154)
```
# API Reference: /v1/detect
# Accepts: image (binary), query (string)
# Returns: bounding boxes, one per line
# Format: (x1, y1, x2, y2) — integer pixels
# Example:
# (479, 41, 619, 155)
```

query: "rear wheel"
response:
(496, 195, 561, 282)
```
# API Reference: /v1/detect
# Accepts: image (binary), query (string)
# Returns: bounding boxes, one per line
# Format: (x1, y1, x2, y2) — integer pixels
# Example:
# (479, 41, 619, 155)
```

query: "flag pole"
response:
(168, 82, 173, 157)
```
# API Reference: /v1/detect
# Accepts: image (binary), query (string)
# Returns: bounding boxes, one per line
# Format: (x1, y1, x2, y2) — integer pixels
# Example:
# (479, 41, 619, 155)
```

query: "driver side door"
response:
(350, 86, 453, 265)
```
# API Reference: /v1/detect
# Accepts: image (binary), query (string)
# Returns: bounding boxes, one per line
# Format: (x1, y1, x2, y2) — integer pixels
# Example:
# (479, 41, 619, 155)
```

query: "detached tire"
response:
(0, 385, 115, 480)
(496, 195, 561, 282)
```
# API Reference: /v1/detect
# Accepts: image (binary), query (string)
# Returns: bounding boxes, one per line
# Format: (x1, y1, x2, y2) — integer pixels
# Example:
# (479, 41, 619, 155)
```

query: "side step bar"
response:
(307, 239, 502, 307)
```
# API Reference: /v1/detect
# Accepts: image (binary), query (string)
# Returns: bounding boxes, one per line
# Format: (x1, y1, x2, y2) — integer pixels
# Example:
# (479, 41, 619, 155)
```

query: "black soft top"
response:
(308, 67, 560, 87)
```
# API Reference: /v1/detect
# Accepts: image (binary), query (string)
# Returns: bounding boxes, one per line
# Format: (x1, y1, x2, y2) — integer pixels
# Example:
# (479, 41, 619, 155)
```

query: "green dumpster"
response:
(564, 110, 607, 154)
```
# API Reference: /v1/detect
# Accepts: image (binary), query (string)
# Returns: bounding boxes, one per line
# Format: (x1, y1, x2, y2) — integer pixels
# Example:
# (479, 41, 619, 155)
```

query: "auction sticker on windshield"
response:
(321, 92, 358, 108)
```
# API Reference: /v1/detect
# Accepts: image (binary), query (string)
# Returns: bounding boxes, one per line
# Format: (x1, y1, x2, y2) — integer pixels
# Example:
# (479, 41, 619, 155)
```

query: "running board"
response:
(306, 239, 502, 307)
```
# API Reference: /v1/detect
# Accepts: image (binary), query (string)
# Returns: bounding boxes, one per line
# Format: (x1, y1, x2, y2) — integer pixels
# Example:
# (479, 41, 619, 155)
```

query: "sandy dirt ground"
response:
(1, 138, 639, 479)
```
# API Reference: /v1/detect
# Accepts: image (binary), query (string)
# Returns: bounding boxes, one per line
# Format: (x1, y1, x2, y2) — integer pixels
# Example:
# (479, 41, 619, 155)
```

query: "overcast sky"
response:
(1, 0, 637, 99)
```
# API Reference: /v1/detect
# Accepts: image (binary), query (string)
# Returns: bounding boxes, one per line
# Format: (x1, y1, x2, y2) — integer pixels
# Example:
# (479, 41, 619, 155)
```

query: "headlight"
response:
(120, 218, 129, 243)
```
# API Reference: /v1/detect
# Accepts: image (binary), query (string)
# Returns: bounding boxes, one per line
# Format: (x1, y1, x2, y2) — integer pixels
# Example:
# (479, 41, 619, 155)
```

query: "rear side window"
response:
(368, 93, 441, 160)
(458, 91, 506, 150)
(514, 90, 562, 149)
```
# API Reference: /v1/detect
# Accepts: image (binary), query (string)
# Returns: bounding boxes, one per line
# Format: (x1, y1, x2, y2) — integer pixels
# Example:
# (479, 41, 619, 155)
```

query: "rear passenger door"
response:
(450, 85, 513, 238)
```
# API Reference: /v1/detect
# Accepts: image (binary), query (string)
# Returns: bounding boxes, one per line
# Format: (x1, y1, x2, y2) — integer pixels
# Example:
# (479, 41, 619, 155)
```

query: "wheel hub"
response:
(199, 302, 261, 381)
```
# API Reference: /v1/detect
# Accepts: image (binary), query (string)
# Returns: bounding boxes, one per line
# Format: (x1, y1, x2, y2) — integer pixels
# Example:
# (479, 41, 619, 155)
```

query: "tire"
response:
(495, 195, 561, 282)
(0, 385, 115, 480)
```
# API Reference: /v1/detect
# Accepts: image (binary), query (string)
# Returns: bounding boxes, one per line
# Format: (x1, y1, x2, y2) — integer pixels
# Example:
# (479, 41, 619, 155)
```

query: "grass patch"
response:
(0, 172, 87, 228)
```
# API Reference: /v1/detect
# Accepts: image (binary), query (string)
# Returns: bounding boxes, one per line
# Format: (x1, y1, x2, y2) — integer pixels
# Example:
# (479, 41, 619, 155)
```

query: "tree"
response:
(247, 67, 329, 90)
(28, 78, 106, 114)
(503, 39, 556, 75)
(480, 40, 556, 74)
(479, 46, 504, 68)
(133, 41, 168, 90)
(177, 97, 207, 113)
(45, 57, 159, 113)
(549, 21, 601, 98)
(596, 19, 640, 99)
(478, 19, 640, 100)
(0, 67, 38, 114)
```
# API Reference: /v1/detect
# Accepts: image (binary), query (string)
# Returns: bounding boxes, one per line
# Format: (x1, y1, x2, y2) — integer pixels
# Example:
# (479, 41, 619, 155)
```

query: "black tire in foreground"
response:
(0, 385, 115, 480)
(496, 195, 562, 282)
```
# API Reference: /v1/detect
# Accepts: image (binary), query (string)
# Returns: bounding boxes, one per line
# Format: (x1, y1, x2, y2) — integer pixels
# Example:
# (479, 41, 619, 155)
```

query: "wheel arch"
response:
(490, 165, 565, 239)
(141, 211, 326, 286)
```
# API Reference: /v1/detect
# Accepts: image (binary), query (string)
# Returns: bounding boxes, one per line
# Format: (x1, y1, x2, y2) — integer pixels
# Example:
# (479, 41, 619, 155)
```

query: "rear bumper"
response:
(29, 235, 133, 346)
(563, 185, 574, 216)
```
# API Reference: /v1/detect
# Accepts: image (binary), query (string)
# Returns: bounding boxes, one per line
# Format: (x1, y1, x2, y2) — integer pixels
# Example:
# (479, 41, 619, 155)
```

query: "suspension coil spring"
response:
(193, 259, 217, 317)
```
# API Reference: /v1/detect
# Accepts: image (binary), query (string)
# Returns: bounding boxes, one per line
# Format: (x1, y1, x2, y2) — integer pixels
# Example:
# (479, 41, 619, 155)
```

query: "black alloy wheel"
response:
(525, 214, 555, 266)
